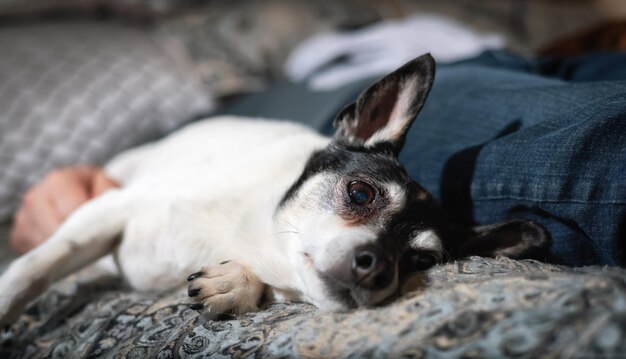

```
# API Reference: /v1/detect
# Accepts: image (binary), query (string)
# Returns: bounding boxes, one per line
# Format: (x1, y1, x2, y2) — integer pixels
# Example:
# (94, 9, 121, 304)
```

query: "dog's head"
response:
(277, 54, 549, 311)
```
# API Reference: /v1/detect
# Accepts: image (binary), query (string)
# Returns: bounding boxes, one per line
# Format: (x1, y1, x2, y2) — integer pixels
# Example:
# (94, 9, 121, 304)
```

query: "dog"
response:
(0, 54, 548, 326)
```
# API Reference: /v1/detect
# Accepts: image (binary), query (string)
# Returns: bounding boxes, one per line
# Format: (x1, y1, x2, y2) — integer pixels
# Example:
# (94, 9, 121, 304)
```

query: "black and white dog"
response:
(0, 54, 548, 325)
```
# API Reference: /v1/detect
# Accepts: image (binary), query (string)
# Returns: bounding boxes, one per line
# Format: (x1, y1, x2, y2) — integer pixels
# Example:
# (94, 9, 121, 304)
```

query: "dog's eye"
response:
(348, 181, 375, 205)
(400, 249, 438, 272)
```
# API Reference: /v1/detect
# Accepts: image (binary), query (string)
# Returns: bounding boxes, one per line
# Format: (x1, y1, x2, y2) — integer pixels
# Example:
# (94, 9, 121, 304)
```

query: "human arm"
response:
(9, 167, 119, 254)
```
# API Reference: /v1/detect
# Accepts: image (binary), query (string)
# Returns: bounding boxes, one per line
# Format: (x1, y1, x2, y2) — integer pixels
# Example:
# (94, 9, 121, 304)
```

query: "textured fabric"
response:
(1, 256, 625, 357)
(0, 22, 214, 222)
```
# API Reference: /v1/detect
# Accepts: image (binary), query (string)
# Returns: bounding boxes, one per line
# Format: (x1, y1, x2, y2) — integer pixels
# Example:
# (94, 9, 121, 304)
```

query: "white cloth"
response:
(284, 14, 505, 91)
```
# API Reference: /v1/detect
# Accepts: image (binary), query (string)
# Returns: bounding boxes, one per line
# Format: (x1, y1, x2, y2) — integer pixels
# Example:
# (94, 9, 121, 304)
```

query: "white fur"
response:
(106, 118, 329, 296)
(410, 229, 443, 254)
(365, 78, 418, 147)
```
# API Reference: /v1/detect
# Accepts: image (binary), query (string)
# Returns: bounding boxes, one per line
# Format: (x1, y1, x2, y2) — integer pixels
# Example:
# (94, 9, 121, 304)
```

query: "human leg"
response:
(400, 57, 626, 266)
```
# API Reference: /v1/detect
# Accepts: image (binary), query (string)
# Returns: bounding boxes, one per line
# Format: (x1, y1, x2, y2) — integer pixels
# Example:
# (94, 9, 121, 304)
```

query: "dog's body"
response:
(103, 118, 328, 296)
(0, 54, 548, 326)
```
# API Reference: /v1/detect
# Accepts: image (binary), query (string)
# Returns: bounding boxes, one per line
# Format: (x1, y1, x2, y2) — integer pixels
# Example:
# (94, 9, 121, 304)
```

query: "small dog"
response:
(0, 54, 548, 326)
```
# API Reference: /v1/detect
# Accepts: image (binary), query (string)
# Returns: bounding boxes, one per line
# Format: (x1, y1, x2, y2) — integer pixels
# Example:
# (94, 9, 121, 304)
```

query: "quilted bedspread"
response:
(1, 252, 625, 358)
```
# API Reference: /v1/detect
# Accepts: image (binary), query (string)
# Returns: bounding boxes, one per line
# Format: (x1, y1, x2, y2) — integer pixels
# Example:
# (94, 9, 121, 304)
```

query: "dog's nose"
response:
(352, 244, 393, 290)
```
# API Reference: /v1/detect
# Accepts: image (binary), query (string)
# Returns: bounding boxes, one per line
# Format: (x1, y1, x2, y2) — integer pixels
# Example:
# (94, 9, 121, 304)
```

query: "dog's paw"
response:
(187, 261, 266, 317)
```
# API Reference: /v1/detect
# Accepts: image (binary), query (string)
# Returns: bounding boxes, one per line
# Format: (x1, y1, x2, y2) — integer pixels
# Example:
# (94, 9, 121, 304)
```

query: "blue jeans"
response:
(399, 51, 626, 266)
(216, 51, 626, 266)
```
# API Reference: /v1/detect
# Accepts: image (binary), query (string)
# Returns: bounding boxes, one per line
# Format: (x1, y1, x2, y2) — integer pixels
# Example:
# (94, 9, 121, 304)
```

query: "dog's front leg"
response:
(0, 189, 128, 327)
(187, 261, 266, 317)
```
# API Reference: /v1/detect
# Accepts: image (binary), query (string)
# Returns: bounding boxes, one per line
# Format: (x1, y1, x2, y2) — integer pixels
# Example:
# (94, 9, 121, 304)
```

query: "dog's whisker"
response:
(266, 230, 299, 239)
(280, 219, 300, 231)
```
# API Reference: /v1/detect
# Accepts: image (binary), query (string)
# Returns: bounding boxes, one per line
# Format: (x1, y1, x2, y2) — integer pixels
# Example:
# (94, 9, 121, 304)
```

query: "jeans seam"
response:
(473, 196, 626, 205)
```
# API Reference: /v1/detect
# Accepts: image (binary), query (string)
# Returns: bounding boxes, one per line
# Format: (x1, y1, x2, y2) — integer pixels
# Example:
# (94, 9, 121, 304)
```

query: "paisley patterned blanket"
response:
(1, 254, 625, 358)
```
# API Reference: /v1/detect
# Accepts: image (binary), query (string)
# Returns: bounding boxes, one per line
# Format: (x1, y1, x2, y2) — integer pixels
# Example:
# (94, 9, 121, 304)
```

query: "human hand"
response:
(10, 166, 119, 254)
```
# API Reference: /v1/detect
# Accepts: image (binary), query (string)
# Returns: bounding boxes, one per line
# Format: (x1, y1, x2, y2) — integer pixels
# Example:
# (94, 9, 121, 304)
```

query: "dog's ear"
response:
(456, 219, 551, 259)
(333, 53, 435, 155)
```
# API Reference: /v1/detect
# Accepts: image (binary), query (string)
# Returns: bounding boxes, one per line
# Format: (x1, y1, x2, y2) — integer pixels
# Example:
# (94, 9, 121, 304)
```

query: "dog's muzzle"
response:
(320, 243, 396, 307)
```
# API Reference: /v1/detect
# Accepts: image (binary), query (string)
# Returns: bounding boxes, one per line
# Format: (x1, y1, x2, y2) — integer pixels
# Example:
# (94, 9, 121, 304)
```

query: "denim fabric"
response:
(216, 51, 626, 267)
(400, 52, 626, 266)
(458, 50, 626, 82)
(212, 77, 375, 130)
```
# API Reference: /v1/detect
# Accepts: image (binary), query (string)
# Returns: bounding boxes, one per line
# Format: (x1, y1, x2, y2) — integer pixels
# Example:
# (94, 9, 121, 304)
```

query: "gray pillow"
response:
(0, 22, 214, 222)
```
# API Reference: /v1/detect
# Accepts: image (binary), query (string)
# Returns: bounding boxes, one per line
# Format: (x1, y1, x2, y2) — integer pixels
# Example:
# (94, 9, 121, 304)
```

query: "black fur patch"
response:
(278, 149, 343, 208)
(279, 142, 404, 208)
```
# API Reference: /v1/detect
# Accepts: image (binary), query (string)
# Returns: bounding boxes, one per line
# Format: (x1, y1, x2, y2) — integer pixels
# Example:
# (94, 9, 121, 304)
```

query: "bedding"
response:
(1, 250, 625, 358)
(0, 22, 213, 222)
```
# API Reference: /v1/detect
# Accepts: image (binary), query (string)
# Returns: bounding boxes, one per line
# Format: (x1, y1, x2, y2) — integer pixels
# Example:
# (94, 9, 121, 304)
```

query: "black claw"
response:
(220, 260, 230, 265)
(188, 288, 201, 297)
(189, 303, 204, 311)
(187, 271, 204, 282)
